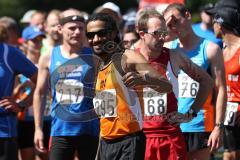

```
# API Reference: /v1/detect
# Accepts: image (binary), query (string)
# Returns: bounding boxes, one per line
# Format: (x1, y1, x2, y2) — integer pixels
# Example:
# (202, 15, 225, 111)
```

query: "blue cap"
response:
(22, 26, 45, 41)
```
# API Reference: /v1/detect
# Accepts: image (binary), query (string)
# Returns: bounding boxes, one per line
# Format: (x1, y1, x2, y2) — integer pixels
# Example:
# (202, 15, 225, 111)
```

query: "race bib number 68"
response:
(143, 88, 167, 116)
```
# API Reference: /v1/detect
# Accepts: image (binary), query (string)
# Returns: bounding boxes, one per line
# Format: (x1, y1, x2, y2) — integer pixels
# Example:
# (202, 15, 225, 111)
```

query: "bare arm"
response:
(33, 54, 50, 130)
(122, 49, 172, 93)
(206, 42, 227, 151)
(33, 54, 50, 152)
(207, 42, 227, 125)
(170, 49, 214, 113)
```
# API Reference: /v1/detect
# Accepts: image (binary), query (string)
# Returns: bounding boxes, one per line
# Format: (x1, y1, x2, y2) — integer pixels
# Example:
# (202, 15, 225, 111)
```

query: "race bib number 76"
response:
(178, 74, 199, 98)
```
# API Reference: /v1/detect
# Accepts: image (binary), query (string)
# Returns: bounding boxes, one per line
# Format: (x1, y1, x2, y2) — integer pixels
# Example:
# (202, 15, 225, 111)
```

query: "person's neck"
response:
(46, 36, 59, 47)
(27, 51, 40, 64)
(224, 34, 240, 50)
(140, 40, 162, 60)
(178, 29, 201, 51)
(61, 43, 82, 58)
(100, 53, 113, 67)
(200, 22, 212, 31)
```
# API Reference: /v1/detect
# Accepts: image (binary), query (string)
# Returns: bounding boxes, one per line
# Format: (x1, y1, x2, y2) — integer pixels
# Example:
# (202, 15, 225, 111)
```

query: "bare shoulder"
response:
(206, 41, 222, 60)
(123, 49, 145, 63)
(169, 48, 186, 67)
(39, 54, 51, 69)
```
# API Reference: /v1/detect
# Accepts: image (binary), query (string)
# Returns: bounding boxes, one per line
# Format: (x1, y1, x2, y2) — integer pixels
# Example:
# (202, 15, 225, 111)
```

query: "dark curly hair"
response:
(86, 13, 121, 43)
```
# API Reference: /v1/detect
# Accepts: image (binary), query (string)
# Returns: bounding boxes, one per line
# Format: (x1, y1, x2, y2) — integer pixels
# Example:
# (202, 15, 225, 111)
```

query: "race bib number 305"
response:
(224, 102, 239, 126)
(93, 89, 117, 118)
(143, 88, 167, 116)
(178, 74, 199, 98)
(56, 79, 84, 104)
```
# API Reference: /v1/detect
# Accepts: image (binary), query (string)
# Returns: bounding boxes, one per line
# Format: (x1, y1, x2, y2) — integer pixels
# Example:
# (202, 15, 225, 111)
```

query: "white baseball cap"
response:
(20, 10, 37, 23)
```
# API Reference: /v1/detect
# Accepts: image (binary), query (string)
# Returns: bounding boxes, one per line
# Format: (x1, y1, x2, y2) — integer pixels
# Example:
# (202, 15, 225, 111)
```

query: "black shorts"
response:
(183, 132, 210, 152)
(49, 135, 99, 160)
(224, 126, 240, 151)
(0, 137, 18, 160)
(17, 120, 51, 149)
(99, 131, 146, 160)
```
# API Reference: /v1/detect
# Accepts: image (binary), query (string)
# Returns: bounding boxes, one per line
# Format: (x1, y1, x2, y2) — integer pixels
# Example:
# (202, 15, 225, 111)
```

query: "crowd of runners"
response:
(0, 0, 240, 160)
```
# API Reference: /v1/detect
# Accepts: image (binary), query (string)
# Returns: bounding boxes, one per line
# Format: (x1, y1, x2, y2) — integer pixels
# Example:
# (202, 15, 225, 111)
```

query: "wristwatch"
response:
(187, 108, 197, 118)
(18, 101, 26, 112)
(215, 122, 224, 129)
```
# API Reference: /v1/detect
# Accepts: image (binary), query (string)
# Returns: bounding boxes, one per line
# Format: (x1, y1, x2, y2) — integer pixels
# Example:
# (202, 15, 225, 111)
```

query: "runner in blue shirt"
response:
(0, 42, 37, 160)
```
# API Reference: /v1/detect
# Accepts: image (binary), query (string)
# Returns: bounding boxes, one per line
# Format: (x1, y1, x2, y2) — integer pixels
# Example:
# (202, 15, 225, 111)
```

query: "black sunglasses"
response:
(86, 29, 110, 39)
(146, 29, 168, 38)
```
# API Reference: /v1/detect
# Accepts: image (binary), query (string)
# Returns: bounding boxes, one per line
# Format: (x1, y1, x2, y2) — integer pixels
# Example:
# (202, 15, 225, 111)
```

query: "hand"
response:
(167, 111, 194, 126)
(34, 128, 47, 153)
(207, 127, 223, 152)
(122, 72, 144, 88)
(0, 96, 21, 113)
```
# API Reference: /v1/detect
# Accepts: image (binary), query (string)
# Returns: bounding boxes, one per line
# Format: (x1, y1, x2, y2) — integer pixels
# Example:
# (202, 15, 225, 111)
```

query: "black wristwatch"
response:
(187, 108, 197, 118)
(215, 122, 224, 129)
(18, 101, 26, 112)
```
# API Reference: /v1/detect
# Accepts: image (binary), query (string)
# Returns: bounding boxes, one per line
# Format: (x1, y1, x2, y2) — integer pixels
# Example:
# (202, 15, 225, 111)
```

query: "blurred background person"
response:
(30, 10, 46, 32)
(16, 25, 48, 160)
(0, 23, 9, 43)
(41, 9, 62, 56)
(122, 29, 139, 49)
(0, 16, 20, 47)
(192, 3, 223, 48)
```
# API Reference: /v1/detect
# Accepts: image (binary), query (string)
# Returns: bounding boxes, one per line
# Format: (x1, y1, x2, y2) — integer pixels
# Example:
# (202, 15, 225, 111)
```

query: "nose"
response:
(75, 28, 82, 34)
(92, 34, 100, 42)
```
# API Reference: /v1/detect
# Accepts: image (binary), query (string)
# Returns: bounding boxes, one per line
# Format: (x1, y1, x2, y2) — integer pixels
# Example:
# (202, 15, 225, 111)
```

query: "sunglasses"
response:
(146, 29, 168, 38)
(86, 29, 110, 39)
(212, 14, 224, 24)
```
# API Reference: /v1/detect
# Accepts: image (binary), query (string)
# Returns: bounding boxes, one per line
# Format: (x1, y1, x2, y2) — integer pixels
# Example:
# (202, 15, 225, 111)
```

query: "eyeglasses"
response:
(86, 29, 110, 39)
(145, 29, 168, 38)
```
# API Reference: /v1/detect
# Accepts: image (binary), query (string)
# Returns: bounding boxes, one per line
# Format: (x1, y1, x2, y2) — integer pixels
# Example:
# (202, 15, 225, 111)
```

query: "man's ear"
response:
(185, 11, 192, 20)
(139, 31, 145, 38)
(57, 24, 62, 34)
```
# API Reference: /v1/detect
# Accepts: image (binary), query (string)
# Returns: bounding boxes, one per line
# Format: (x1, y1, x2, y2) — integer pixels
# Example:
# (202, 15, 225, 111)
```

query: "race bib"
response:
(178, 73, 199, 98)
(55, 79, 84, 104)
(224, 102, 239, 126)
(143, 87, 167, 116)
(93, 89, 117, 118)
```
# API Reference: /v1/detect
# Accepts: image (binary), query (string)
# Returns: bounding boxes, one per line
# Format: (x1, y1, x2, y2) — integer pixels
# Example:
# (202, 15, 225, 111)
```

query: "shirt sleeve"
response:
(7, 46, 38, 78)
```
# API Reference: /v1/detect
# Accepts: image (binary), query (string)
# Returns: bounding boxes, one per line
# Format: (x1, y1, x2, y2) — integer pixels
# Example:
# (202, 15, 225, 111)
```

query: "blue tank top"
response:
(49, 46, 99, 136)
(171, 39, 212, 132)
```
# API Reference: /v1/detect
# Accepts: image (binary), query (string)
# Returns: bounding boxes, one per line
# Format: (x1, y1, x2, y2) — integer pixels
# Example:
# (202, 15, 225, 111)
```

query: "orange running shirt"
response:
(94, 62, 144, 140)
(224, 48, 240, 102)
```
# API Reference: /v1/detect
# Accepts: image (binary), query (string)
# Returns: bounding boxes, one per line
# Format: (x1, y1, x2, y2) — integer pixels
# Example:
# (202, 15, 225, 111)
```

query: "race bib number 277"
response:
(55, 79, 84, 104)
